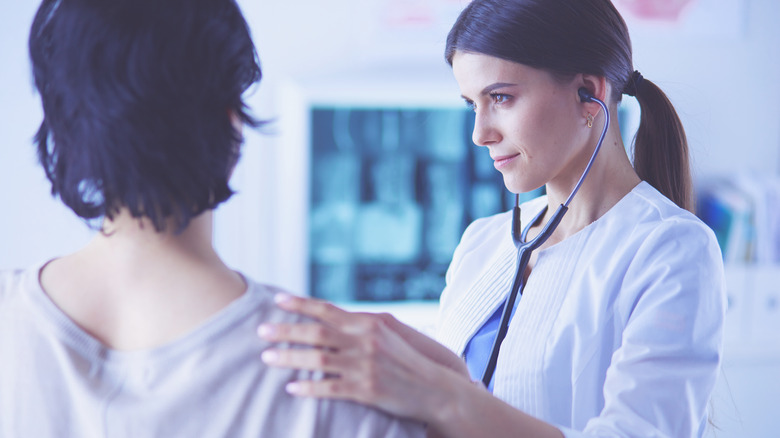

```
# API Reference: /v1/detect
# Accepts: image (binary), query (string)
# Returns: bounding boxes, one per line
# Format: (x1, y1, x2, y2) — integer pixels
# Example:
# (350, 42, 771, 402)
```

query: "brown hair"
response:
(633, 80, 693, 211)
(445, 0, 693, 211)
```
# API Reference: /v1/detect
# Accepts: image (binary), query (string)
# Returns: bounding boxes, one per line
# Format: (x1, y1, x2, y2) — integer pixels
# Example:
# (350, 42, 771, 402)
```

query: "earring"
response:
(586, 113, 594, 128)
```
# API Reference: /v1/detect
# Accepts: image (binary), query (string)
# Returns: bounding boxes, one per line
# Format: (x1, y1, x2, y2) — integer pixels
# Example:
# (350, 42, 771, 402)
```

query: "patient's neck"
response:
(97, 209, 221, 267)
(39, 210, 247, 351)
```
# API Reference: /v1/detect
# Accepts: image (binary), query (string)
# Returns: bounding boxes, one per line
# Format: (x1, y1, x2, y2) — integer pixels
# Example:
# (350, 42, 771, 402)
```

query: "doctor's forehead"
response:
(451, 52, 539, 95)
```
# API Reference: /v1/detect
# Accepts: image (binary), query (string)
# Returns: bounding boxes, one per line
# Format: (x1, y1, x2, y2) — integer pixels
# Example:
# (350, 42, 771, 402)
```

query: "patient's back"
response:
(0, 264, 424, 438)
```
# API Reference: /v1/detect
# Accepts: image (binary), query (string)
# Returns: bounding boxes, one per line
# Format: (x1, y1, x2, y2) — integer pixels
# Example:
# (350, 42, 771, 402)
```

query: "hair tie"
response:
(623, 70, 643, 97)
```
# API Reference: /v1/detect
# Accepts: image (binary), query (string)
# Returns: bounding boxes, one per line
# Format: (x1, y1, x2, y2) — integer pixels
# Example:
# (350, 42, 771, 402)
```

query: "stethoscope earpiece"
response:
(578, 87, 595, 103)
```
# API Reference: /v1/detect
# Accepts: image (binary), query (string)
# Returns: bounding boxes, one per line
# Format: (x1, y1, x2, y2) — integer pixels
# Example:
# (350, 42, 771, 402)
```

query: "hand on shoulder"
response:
(258, 294, 470, 422)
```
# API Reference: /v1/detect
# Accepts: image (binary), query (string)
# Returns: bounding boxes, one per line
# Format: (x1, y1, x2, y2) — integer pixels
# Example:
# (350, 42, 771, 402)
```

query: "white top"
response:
(436, 182, 726, 438)
(0, 265, 425, 438)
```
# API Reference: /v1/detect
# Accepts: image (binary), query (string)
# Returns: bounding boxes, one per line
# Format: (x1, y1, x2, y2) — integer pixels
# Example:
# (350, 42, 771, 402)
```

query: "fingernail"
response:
(257, 324, 276, 338)
(285, 382, 300, 394)
(261, 350, 278, 364)
(274, 293, 294, 305)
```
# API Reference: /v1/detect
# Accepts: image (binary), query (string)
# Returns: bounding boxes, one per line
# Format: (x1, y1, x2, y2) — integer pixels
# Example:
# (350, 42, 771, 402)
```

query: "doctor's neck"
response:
(543, 118, 640, 231)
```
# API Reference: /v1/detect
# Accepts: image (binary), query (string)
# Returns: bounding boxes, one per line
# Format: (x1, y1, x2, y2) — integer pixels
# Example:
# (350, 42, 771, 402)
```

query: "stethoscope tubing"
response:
(480, 204, 568, 386)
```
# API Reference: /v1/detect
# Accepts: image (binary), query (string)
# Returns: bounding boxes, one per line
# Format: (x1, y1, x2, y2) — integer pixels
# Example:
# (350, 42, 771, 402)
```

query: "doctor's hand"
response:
(258, 293, 471, 422)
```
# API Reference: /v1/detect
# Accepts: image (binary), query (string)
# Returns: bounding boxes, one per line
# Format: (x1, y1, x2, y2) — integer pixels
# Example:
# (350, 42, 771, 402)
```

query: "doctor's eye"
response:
(490, 93, 512, 105)
(463, 98, 476, 112)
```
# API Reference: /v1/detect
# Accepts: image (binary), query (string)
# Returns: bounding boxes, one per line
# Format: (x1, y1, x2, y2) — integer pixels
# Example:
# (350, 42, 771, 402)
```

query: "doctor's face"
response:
(452, 52, 588, 194)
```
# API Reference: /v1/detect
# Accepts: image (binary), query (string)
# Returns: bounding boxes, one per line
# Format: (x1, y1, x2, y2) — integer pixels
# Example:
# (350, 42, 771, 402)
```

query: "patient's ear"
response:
(229, 110, 244, 134)
(227, 110, 244, 177)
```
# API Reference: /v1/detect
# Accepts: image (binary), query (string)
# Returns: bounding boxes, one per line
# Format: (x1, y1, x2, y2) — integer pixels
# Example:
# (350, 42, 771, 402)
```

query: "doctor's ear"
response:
(576, 74, 608, 114)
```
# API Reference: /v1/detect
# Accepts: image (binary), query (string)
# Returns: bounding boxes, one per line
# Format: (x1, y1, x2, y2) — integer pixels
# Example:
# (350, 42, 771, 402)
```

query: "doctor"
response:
(259, 0, 726, 437)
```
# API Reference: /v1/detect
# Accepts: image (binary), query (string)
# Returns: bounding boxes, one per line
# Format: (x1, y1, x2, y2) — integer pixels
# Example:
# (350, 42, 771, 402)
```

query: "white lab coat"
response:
(436, 182, 726, 438)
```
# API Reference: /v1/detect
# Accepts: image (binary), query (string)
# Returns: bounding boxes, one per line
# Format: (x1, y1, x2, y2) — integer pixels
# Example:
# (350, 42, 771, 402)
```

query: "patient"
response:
(0, 1, 424, 437)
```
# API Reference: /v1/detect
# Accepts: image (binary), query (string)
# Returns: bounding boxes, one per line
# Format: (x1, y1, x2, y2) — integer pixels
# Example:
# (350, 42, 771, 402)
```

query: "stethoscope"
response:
(480, 88, 610, 387)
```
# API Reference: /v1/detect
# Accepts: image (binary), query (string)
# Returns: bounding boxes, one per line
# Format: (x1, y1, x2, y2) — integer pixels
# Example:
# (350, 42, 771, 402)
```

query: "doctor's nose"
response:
(471, 112, 501, 147)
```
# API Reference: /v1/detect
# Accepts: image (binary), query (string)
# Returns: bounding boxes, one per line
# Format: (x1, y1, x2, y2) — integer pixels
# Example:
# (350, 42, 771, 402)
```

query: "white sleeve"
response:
(561, 221, 726, 438)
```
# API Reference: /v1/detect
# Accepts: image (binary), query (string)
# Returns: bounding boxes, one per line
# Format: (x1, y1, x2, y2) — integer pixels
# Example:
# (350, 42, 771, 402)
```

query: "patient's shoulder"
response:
(242, 280, 313, 325)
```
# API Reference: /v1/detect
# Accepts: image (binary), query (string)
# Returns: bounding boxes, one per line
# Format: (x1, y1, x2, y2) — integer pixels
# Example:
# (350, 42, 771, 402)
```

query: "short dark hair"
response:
(445, 0, 693, 211)
(29, 0, 264, 232)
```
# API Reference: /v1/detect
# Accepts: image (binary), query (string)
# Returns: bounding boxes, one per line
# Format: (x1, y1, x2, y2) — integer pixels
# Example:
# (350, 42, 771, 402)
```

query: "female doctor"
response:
(259, 0, 726, 437)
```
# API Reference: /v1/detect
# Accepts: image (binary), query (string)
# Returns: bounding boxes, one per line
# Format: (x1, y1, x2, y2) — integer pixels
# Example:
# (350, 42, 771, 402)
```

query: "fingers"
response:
(366, 313, 470, 377)
(271, 293, 394, 338)
(284, 378, 365, 404)
(258, 322, 346, 350)
(282, 371, 391, 408)
(262, 294, 468, 376)
(273, 294, 350, 328)
(261, 347, 347, 375)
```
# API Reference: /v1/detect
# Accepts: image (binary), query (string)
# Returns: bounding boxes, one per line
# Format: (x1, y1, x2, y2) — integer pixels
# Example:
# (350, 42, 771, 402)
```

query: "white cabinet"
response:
(706, 264, 780, 438)
(750, 267, 780, 345)
(723, 264, 780, 356)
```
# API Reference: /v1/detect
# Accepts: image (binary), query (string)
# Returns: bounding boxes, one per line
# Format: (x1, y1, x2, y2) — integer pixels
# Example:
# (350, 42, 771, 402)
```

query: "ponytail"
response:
(632, 79, 694, 212)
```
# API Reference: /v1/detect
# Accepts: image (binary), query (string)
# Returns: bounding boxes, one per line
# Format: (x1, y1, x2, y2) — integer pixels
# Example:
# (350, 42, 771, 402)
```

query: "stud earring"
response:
(586, 113, 594, 128)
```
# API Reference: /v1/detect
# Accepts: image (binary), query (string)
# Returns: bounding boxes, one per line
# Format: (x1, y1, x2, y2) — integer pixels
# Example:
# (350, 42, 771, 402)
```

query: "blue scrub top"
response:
(463, 301, 518, 392)
(462, 205, 544, 391)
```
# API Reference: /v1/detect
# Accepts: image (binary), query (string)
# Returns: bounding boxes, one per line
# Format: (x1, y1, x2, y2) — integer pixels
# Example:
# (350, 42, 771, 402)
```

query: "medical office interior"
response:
(1, 0, 778, 436)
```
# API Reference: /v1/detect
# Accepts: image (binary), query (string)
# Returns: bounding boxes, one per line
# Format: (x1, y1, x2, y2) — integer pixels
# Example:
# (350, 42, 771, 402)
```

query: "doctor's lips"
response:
(492, 153, 520, 169)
